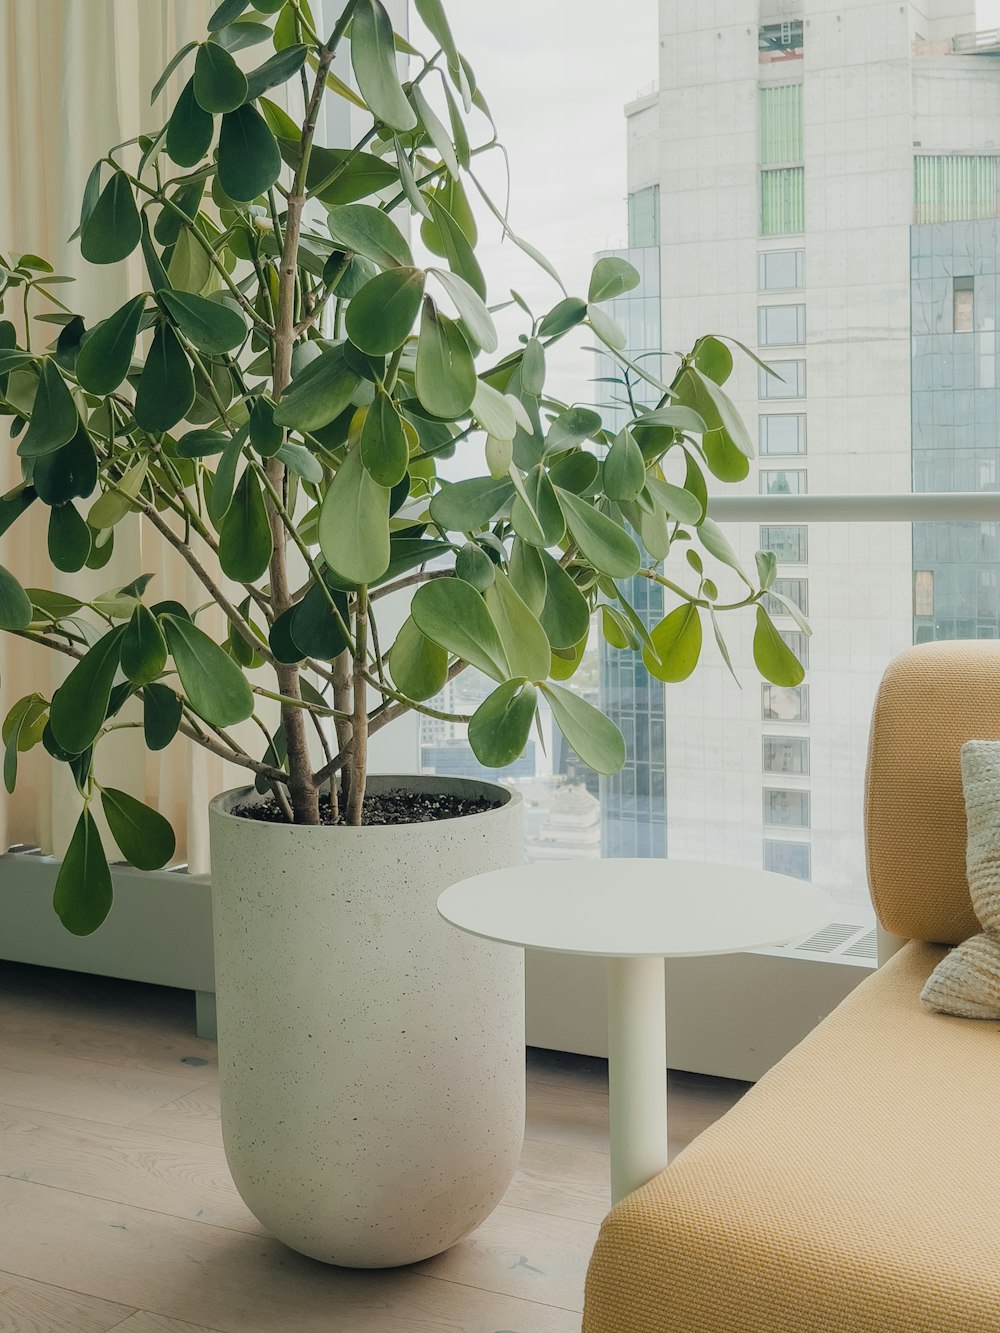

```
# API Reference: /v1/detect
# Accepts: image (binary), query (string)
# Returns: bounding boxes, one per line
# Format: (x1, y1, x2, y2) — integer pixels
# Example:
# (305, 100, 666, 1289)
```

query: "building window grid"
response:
(763, 736, 810, 776)
(763, 578, 809, 616)
(758, 249, 804, 291)
(760, 525, 808, 564)
(763, 839, 812, 880)
(762, 683, 810, 722)
(758, 303, 806, 346)
(763, 788, 811, 828)
(759, 413, 807, 455)
(760, 468, 807, 494)
(759, 360, 806, 399)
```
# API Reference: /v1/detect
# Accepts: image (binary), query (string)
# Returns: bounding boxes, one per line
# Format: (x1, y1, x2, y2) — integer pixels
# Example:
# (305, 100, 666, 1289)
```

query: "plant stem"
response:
(346, 587, 368, 826)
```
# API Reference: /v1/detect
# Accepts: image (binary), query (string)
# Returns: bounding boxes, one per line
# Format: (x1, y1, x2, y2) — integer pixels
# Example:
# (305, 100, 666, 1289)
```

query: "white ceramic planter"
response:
(208, 775, 524, 1268)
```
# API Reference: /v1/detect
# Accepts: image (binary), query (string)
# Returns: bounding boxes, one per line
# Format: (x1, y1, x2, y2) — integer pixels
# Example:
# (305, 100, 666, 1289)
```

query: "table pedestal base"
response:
(607, 955, 668, 1205)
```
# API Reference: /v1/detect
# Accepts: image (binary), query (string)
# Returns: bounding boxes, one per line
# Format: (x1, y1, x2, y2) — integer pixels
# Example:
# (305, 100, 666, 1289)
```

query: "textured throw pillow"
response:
(921, 739, 1000, 1019)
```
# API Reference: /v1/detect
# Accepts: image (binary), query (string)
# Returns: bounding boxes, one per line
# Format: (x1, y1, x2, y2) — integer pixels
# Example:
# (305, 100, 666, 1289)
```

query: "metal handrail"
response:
(709, 492, 1000, 522)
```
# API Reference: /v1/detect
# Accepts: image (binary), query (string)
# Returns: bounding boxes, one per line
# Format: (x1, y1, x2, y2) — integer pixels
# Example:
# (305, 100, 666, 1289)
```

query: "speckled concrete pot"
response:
(208, 775, 524, 1268)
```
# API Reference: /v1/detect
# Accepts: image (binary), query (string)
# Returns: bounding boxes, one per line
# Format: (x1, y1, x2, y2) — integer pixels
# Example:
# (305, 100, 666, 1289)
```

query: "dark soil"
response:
(232, 788, 502, 827)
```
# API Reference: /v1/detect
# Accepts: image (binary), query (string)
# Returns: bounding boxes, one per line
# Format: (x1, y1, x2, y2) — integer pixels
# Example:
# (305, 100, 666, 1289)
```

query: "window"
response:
(764, 840, 812, 879)
(779, 630, 809, 668)
(764, 578, 809, 616)
(759, 359, 805, 398)
(759, 304, 805, 346)
(914, 155, 1000, 224)
(759, 20, 804, 53)
(758, 249, 804, 291)
(760, 525, 808, 563)
(627, 185, 659, 248)
(914, 570, 934, 617)
(761, 166, 804, 235)
(759, 84, 803, 164)
(954, 276, 974, 333)
(759, 413, 806, 455)
(763, 737, 810, 775)
(760, 468, 807, 494)
(763, 788, 810, 827)
(762, 684, 810, 722)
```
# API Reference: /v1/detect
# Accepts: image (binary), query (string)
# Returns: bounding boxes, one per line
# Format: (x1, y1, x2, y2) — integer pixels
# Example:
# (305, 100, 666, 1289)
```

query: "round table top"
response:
(437, 858, 835, 959)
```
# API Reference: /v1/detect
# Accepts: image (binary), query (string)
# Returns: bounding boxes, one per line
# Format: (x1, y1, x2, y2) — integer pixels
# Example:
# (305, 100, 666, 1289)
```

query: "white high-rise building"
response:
(603, 1, 1000, 905)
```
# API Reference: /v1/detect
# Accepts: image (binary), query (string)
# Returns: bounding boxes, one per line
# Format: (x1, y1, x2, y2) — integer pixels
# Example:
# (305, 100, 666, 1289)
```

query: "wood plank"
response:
(0, 1102, 264, 1236)
(0, 1043, 209, 1128)
(106, 1314, 226, 1333)
(414, 1203, 599, 1314)
(126, 1084, 223, 1150)
(0, 962, 197, 1035)
(505, 1137, 610, 1224)
(0, 1176, 580, 1333)
(0, 1007, 217, 1081)
(0, 1269, 134, 1333)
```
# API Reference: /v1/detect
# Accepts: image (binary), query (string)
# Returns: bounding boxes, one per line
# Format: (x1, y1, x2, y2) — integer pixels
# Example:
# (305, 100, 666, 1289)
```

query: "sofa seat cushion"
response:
(584, 941, 1000, 1333)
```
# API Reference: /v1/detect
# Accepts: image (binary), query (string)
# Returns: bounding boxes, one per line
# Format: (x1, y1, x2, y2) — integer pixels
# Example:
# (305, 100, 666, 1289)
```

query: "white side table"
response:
(438, 858, 833, 1204)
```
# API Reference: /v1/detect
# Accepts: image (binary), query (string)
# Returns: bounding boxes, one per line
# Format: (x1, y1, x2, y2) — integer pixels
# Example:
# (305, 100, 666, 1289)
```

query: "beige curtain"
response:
(0, 0, 234, 872)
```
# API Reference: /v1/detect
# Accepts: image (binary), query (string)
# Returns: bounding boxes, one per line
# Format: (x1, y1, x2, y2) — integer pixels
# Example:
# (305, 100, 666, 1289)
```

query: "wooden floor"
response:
(0, 961, 749, 1332)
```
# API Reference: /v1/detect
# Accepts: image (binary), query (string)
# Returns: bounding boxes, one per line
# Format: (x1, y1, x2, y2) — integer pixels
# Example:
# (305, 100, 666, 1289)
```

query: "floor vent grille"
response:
(769, 919, 878, 964)
(842, 928, 879, 960)
(795, 922, 865, 953)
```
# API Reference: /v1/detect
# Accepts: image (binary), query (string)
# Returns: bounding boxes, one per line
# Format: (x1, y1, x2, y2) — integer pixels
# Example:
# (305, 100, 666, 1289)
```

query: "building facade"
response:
(604, 0, 1000, 903)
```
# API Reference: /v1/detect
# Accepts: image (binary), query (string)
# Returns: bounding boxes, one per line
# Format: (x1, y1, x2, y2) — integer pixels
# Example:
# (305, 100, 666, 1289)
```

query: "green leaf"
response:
(140, 214, 171, 294)
(318, 444, 390, 584)
(410, 83, 459, 178)
(413, 0, 460, 74)
(556, 489, 640, 579)
(548, 454, 600, 496)
(540, 682, 625, 775)
(150, 40, 199, 103)
(753, 605, 805, 687)
(703, 427, 750, 483)
(429, 476, 514, 533)
(471, 380, 516, 439)
(510, 466, 565, 547)
(546, 406, 603, 451)
(344, 266, 425, 355)
(304, 146, 399, 206)
(0, 485, 36, 539)
(47, 504, 91, 572)
(350, 0, 418, 131)
(690, 367, 754, 459)
(692, 335, 733, 386)
(218, 104, 281, 201)
(521, 338, 545, 396)
(26, 588, 83, 621)
(537, 297, 588, 337)
(143, 682, 183, 751)
(422, 196, 485, 299)
(121, 603, 168, 686)
(54, 809, 112, 936)
(415, 298, 476, 419)
(456, 542, 496, 591)
(159, 290, 246, 354)
(429, 267, 497, 353)
(208, 427, 247, 523)
(80, 170, 141, 265)
(245, 43, 309, 101)
(0, 565, 32, 630)
(603, 428, 645, 502)
(272, 343, 362, 432)
(176, 429, 228, 458)
(469, 679, 537, 768)
(134, 324, 195, 433)
(194, 40, 248, 113)
(249, 395, 283, 456)
(18, 359, 78, 458)
(75, 296, 145, 395)
(167, 77, 214, 167)
(219, 468, 273, 581)
(756, 549, 778, 592)
(411, 577, 508, 682)
(698, 516, 751, 587)
(588, 256, 640, 302)
(587, 303, 627, 350)
(101, 787, 176, 871)
(484, 572, 550, 681)
(643, 603, 703, 682)
(644, 475, 703, 524)
(360, 392, 408, 487)
(49, 626, 126, 755)
(601, 603, 638, 650)
(3, 694, 48, 793)
(388, 615, 449, 701)
(633, 404, 707, 434)
(162, 614, 254, 726)
(288, 581, 350, 661)
(325, 203, 413, 268)
(215, 19, 272, 52)
(88, 458, 148, 531)
(276, 441, 323, 483)
(208, 0, 250, 29)
(538, 550, 590, 649)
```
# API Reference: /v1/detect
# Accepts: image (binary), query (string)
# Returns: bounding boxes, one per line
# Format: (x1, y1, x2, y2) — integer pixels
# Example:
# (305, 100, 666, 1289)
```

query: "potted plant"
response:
(0, 0, 803, 1268)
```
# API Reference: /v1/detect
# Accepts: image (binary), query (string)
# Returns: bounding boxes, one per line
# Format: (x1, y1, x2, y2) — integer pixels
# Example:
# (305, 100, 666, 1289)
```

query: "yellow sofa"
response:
(583, 642, 1000, 1333)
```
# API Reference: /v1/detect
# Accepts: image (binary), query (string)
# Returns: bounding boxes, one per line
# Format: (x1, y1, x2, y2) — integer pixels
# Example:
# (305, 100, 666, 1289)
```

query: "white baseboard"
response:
(0, 852, 873, 1082)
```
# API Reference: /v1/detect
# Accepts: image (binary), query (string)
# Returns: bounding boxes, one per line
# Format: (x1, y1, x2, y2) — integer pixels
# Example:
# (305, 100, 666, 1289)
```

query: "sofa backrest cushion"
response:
(866, 640, 1000, 944)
